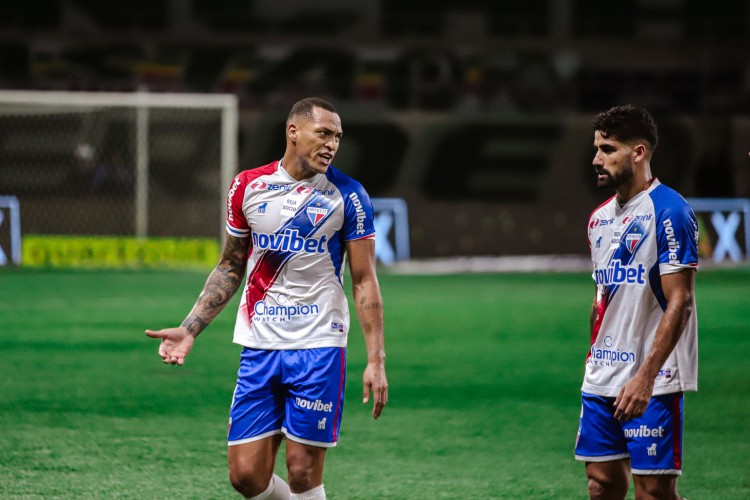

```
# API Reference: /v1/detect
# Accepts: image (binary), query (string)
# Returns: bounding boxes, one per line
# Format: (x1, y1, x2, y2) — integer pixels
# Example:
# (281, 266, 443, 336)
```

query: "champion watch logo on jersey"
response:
(250, 181, 267, 190)
(307, 206, 328, 226)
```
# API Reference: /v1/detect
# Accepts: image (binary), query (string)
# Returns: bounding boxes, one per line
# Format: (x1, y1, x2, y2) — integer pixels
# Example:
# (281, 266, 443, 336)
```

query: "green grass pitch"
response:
(1, 267, 748, 498)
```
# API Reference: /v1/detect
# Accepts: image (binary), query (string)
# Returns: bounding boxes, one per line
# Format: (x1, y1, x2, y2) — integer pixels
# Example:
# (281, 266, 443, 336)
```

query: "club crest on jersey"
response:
(307, 206, 328, 226)
(625, 229, 643, 252)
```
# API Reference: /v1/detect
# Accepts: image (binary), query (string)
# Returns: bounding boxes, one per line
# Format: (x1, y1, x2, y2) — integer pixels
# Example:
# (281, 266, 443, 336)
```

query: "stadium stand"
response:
(0, 0, 747, 258)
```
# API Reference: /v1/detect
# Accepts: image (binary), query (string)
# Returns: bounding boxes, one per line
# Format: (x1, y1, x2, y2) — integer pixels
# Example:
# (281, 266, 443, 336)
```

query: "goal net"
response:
(0, 91, 238, 266)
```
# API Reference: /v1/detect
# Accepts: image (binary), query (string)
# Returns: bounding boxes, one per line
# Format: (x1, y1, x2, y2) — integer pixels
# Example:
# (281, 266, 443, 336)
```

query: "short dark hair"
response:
(593, 105, 658, 150)
(287, 97, 338, 125)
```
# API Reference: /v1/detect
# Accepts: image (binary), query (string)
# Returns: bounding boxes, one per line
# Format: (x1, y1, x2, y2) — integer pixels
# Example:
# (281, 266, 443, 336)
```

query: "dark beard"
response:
(596, 164, 634, 190)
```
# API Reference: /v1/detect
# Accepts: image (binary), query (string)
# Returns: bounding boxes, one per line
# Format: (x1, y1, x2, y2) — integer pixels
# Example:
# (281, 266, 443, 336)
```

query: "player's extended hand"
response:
(362, 362, 388, 420)
(145, 326, 195, 366)
(613, 373, 653, 421)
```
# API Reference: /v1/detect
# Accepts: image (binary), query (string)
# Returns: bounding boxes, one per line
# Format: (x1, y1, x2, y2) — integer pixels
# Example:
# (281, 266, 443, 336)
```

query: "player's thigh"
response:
(228, 434, 283, 485)
(282, 347, 346, 447)
(228, 348, 285, 445)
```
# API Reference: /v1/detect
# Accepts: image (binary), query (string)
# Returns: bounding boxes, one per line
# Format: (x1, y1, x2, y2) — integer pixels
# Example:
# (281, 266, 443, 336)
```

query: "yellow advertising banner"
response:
(22, 235, 220, 269)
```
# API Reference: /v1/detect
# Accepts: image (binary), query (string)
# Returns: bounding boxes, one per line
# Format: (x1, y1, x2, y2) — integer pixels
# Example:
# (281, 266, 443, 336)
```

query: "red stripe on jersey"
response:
(585, 194, 616, 351)
(226, 161, 278, 234)
(348, 234, 375, 241)
(235, 161, 288, 323)
(672, 393, 683, 470)
(244, 250, 290, 323)
(586, 298, 608, 362)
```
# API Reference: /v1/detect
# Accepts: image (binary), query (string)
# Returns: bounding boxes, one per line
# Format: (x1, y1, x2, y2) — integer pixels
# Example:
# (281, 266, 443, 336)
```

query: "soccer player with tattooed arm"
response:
(146, 97, 388, 500)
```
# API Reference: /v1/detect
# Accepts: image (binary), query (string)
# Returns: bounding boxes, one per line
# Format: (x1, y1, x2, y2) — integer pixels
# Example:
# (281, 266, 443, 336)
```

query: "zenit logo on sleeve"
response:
(590, 218, 615, 229)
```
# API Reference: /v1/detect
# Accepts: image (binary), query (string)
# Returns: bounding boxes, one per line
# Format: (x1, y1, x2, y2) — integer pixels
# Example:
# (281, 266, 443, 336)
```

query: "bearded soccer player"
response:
(146, 97, 388, 500)
(575, 105, 698, 500)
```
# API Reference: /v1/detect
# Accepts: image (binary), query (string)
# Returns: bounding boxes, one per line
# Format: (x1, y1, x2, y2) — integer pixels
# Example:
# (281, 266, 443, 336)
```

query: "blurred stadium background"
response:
(1, 1, 749, 499)
(0, 0, 748, 264)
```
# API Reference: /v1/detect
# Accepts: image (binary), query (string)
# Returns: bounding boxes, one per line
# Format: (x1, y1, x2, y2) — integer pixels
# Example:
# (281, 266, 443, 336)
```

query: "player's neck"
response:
(280, 156, 316, 182)
(615, 167, 654, 206)
(615, 177, 654, 206)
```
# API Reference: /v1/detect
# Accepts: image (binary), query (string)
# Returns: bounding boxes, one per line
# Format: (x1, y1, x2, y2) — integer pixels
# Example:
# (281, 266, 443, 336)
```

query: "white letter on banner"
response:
(374, 213, 395, 265)
(711, 211, 742, 263)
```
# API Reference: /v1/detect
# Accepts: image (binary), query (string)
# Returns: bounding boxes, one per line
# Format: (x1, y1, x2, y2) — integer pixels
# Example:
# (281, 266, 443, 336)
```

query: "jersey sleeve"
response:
(342, 182, 375, 241)
(226, 173, 250, 238)
(655, 198, 699, 275)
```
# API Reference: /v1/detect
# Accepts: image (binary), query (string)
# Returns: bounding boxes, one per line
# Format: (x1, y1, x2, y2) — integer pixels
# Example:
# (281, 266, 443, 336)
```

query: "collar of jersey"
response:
(616, 178, 661, 210)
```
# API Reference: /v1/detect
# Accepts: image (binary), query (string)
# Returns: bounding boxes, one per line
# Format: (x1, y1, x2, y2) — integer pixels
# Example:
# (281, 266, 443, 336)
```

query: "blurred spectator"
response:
(66, 143, 132, 196)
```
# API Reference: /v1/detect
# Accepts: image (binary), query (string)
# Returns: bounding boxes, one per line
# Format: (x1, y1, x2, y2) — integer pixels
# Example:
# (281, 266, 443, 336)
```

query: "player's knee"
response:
(286, 461, 316, 492)
(588, 475, 628, 499)
(228, 464, 269, 497)
(634, 476, 678, 500)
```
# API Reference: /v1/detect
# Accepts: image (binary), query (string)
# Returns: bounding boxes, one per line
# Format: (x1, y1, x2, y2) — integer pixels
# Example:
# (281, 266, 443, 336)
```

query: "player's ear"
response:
(632, 143, 647, 163)
(288, 123, 298, 144)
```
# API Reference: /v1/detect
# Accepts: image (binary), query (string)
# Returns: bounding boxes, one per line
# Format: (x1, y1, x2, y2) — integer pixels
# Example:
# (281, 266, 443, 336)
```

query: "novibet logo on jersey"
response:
(252, 228, 328, 254)
(594, 259, 646, 286)
(348, 192, 368, 235)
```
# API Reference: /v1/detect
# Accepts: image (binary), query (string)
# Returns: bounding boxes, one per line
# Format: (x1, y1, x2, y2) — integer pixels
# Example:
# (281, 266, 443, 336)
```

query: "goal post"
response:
(0, 91, 238, 265)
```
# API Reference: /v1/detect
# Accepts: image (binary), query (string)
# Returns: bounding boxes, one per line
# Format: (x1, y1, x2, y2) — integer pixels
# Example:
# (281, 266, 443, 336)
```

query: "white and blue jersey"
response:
(585, 178, 699, 397)
(226, 160, 375, 350)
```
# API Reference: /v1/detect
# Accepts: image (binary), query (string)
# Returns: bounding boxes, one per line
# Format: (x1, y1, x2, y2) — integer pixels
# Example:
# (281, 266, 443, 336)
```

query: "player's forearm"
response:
(353, 280, 385, 364)
(638, 294, 693, 381)
(182, 255, 247, 338)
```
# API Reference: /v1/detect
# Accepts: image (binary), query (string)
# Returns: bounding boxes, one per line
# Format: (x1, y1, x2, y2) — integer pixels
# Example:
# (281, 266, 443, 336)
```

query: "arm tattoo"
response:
(181, 236, 248, 337)
(358, 296, 383, 310)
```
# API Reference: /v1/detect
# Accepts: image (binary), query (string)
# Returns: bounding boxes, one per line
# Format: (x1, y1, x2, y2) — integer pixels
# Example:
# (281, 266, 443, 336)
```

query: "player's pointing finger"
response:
(145, 329, 167, 339)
